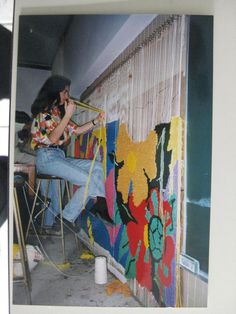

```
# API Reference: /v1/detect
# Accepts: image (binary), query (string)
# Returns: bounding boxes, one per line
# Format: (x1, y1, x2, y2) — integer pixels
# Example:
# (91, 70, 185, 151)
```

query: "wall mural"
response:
(74, 116, 182, 307)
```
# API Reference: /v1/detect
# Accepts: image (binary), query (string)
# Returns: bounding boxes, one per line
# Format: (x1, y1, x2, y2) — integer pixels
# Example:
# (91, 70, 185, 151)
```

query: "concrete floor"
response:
(13, 231, 141, 307)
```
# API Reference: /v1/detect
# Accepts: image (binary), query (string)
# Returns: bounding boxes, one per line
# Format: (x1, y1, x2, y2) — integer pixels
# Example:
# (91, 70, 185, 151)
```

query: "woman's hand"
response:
(94, 112, 105, 125)
(64, 100, 76, 118)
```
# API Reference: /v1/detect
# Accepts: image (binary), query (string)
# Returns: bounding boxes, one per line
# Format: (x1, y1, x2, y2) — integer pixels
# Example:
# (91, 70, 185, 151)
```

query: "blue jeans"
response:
(36, 147, 105, 223)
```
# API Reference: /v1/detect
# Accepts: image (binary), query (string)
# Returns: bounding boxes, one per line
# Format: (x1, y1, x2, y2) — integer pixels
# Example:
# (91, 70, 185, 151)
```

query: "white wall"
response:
(16, 67, 51, 115)
(15, 15, 157, 114)
(60, 15, 129, 97)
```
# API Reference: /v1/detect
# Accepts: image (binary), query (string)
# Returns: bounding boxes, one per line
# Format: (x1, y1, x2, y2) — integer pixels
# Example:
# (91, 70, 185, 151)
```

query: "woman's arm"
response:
(48, 100, 76, 143)
(74, 112, 105, 136)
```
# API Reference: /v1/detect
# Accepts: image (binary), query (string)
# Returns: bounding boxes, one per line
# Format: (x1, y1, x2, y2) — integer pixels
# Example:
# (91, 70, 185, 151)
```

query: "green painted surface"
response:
(186, 16, 213, 274)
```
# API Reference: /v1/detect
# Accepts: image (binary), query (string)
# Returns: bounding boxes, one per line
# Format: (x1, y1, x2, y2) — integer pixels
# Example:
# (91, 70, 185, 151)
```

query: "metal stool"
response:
(13, 176, 32, 304)
(25, 173, 78, 262)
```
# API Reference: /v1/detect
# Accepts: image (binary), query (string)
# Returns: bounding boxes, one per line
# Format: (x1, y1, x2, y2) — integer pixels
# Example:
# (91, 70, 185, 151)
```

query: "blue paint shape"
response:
(113, 223, 129, 268)
(106, 120, 119, 175)
(80, 132, 90, 153)
(79, 209, 112, 253)
(119, 250, 129, 267)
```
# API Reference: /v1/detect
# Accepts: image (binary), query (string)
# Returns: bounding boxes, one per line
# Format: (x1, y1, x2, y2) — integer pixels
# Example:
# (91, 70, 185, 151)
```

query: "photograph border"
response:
(9, 0, 236, 314)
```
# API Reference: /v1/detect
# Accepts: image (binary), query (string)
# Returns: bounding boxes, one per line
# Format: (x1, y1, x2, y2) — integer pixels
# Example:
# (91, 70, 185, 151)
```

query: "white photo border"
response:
(10, 0, 236, 314)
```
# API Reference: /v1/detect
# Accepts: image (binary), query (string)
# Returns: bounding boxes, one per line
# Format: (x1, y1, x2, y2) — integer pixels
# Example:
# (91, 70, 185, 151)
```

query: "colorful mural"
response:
(74, 116, 182, 307)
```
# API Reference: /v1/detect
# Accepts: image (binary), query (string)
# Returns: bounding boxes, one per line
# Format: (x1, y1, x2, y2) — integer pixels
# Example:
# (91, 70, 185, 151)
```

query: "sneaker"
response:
(63, 218, 80, 233)
(90, 197, 114, 226)
(42, 223, 61, 236)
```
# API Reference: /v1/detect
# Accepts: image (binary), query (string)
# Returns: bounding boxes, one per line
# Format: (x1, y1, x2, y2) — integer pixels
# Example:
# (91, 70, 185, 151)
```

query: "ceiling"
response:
(18, 15, 72, 69)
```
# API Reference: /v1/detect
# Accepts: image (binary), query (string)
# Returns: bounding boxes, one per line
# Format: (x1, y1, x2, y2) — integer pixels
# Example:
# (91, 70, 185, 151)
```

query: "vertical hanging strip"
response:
(77, 14, 188, 307)
(71, 99, 104, 210)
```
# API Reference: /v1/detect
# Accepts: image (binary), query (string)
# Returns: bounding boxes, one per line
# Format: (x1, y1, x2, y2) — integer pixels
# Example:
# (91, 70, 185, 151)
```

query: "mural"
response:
(74, 116, 182, 307)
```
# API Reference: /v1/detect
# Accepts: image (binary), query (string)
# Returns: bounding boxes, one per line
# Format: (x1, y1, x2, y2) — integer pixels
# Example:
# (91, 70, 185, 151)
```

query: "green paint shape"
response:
(145, 209, 152, 221)
(166, 193, 176, 235)
(144, 249, 149, 263)
(114, 202, 122, 225)
(125, 257, 136, 279)
(164, 265, 168, 277)
(148, 216, 164, 262)
(118, 227, 129, 261)
(154, 261, 158, 274)
(125, 240, 141, 279)
(151, 190, 159, 216)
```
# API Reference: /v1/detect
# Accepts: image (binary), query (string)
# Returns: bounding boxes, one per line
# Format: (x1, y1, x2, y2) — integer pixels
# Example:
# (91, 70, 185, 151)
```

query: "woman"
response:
(31, 75, 113, 231)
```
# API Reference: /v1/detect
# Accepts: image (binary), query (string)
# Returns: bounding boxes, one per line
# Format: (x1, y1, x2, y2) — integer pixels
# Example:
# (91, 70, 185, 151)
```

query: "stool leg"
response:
(58, 180, 66, 262)
(65, 180, 71, 201)
(25, 179, 42, 241)
(40, 179, 50, 232)
(13, 187, 32, 305)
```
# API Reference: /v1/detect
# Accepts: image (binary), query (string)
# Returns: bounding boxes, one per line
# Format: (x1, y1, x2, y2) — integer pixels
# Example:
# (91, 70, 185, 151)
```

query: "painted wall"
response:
(69, 15, 187, 307)
(75, 117, 183, 307)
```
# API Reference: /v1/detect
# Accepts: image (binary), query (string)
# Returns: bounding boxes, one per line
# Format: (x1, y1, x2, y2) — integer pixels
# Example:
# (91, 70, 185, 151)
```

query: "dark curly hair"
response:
(31, 75, 71, 117)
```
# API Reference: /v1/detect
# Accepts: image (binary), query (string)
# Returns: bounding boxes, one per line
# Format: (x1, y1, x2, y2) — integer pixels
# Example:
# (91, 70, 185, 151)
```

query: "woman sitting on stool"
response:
(31, 75, 113, 231)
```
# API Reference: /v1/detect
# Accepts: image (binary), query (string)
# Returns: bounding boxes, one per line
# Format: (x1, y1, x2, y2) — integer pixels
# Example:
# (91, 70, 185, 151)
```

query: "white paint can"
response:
(94, 256, 107, 284)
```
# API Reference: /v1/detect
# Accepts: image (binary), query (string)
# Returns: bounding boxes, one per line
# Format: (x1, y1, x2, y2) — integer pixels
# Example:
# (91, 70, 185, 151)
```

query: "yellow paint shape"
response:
(87, 217, 94, 247)
(168, 117, 182, 166)
(90, 126, 107, 175)
(116, 124, 157, 206)
(42, 261, 71, 270)
(80, 250, 95, 260)
(143, 224, 149, 249)
(167, 117, 182, 194)
(77, 125, 107, 175)
(127, 151, 137, 173)
(57, 262, 71, 270)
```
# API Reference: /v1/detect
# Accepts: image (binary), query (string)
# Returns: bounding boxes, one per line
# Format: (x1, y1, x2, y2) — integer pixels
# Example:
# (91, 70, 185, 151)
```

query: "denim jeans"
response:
(36, 147, 105, 223)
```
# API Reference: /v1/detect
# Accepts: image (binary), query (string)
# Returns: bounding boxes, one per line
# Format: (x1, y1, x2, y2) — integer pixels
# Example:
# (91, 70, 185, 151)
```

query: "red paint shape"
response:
(163, 200, 172, 228)
(73, 185, 79, 193)
(136, 245, 152, 290)
(105, 169, 115, 217)
(86, 144, 94, 159)
(158, 236, 175, 287)
(126, 193, 147, 256)
(74, 139, 80, 159)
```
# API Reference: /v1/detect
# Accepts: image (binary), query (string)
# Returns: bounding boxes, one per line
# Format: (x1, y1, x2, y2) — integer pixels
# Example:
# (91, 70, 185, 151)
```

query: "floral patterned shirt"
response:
(31, 106, 77, 150)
